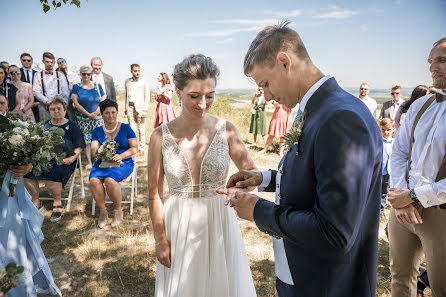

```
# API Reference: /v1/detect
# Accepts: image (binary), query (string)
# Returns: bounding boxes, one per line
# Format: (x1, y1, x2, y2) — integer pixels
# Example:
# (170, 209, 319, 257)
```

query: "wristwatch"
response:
(409, 189, 419, 204)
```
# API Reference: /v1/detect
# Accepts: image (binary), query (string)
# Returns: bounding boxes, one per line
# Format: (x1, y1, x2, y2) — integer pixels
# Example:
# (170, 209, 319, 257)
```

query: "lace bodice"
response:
(161, 120, 229, 198)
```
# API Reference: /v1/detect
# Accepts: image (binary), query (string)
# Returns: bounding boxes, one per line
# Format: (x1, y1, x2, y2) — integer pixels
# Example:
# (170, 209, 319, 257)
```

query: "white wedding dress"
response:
(155, 120, 257, 297)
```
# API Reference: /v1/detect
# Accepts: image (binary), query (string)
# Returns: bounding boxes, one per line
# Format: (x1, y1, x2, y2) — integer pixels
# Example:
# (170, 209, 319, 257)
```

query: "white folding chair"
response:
(39, 154, 85, 212)
(91, 160, 137, 216)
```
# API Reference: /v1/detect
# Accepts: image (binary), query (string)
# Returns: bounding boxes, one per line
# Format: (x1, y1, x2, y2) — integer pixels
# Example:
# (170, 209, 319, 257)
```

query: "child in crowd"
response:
(380, 118, 395, 212)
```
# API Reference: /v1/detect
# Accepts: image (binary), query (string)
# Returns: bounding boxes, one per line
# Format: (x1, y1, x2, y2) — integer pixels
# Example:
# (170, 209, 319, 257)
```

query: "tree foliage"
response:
(40, 0, 82, 13)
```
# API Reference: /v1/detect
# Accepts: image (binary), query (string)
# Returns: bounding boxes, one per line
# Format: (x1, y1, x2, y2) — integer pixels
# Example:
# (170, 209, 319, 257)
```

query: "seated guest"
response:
(8, 64, 35, 123)
(0, 93, 8, 116)
(24, 96, 85, 222)
(0, 64, 18, 111)
(89, 99, 137, 228)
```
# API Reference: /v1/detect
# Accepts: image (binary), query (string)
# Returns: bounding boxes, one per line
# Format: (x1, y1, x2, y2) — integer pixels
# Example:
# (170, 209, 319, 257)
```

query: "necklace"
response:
(103, 122, 119, 134)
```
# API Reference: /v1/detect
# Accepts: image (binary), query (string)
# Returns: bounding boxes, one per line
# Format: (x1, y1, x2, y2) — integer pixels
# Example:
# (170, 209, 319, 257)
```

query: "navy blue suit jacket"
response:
(254, 78, 382, 297)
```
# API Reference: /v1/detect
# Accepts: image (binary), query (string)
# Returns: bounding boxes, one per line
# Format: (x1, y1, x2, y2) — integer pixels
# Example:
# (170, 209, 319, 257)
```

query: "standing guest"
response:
(358, 82, 377, 118)
(90, 99, 137, 228)
(394, 85, 429, 129)
(33, 52, 69, 122)
(8, 65, 35, 123)
(124, 64, 150, 154)
(20, 53, 40, 122)
(90, 57, 117, 101)
(387, 38, 446, 297)
(223, 21, 381, 297)
(0, 93, 8, 116)
(0, 61, 10, 82)
(57, 57, 80, 120)
(71, 65, 105, 169)
(380, 118, 395, 212)
(153, 72, 176, 128)
(0, 64, 18, 111)
(259, 101, 292, 156)
(380, 85, 405, 120)
(24, 97, 85, 222)
(249, 87, 267, 146)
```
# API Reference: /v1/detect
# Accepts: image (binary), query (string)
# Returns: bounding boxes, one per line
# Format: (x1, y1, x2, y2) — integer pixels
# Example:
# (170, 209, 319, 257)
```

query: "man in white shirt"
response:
(387, 37, 446, 297)
(380, 85, 405, 120)
(358, 82, 377, 118)
(57, 57, 80, 120)
(90, 57, 117, 101)
(124, 64, 150, 154)
(33, 52, 69, 121)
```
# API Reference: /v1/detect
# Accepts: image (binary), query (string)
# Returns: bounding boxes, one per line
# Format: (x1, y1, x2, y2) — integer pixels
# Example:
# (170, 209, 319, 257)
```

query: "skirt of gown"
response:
(155, 194, 257, 297)
(0, 172, 61, 297)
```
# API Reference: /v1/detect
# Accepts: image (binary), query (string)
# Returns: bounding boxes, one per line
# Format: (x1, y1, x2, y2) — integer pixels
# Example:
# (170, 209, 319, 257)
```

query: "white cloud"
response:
(185, 26, 263, 38)
(263, 9, 302, 18)
(313, 6, 357, 19)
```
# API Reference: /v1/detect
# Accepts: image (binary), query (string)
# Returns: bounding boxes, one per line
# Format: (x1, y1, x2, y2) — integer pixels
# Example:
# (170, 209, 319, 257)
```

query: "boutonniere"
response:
(283, 112, 305, 155)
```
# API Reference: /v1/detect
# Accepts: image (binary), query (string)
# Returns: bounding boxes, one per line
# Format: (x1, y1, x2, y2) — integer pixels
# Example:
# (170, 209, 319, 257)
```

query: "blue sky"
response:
(2, 0, 445, 92)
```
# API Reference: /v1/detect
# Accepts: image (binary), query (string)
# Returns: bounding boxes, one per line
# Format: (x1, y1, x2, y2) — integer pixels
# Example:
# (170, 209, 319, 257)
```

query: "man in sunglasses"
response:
(358, 82, 378, 118)
(56, 58, 80, 120)
(33, 52, 69, 121)
(380, 85, 406, 120)
(20, 53, 40, 122)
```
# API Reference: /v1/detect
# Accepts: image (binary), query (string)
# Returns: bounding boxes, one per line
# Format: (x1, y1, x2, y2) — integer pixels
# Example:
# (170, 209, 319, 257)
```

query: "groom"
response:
(224, 22, 382, 297)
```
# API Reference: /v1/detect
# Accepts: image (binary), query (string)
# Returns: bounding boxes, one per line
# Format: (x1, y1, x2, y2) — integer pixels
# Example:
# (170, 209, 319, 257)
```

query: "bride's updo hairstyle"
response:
(172, 54, 220, 91)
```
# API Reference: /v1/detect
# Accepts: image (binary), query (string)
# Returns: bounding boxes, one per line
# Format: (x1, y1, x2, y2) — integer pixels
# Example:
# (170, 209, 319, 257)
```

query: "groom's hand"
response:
(230, 191, 259, 221)
(226, 170, 263, 189)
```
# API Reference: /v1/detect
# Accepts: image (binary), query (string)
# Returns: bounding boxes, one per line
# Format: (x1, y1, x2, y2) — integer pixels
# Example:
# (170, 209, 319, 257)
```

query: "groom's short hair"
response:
(243, 20, 311, 76)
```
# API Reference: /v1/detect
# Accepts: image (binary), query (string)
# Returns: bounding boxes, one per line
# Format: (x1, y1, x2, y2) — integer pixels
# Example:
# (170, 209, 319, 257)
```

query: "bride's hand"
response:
(217, 187, 245, 206)
(155, 238, 171, 268)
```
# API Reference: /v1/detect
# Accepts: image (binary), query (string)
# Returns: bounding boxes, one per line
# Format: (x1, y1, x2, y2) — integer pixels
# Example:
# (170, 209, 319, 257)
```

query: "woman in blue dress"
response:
(24, 97, 85, 222)
(71, 65, 105, 169)
(89, 99, 137, 228)
(0, 165, 62, 297)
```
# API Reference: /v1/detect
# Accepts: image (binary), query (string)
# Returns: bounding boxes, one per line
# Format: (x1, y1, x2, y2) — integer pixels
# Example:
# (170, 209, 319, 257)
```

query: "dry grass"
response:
(37, 92, 431, 296)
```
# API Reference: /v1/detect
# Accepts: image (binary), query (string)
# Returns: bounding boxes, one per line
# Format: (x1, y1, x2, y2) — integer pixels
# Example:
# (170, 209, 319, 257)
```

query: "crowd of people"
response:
(0, 25, 445, 297)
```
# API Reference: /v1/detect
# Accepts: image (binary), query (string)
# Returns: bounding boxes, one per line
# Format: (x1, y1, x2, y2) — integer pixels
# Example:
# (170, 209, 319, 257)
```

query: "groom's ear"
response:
(277, 52, 291, 72)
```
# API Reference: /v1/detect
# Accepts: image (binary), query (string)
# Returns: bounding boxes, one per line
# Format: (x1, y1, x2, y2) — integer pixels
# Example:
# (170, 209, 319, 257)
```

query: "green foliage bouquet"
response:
(0, 115, 66, 196)
(0, 262, 24, 294)
(97, 137, 122, 168)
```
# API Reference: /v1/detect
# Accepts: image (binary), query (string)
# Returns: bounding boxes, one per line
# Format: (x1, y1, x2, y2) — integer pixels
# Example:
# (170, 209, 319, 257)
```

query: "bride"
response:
(147, 54, 257, 297)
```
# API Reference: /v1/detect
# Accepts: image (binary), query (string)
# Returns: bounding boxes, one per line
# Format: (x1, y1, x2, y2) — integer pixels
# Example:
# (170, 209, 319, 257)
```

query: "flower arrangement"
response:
(0, 115, 66, 196)
(283, 112, 305, 155)
(0, 262, 24, 294)
(97, 137, 121, 168)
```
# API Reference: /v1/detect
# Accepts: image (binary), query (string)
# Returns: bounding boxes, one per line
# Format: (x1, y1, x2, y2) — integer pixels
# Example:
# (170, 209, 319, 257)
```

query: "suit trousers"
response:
(276, 278, 300, 297)
(389, 205, 446, 297)
(127, 102, 146, 151)
(38, 103, 50, 122)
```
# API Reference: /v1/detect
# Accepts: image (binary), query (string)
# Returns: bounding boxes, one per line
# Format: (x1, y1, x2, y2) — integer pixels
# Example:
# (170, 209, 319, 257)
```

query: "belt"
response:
(436, 204, 446, 209)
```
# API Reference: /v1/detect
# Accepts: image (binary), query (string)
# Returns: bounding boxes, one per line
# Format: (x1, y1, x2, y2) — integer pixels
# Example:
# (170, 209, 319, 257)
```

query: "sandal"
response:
(98, 208, 108, 229)
(50, 205, 63, 223)
(111, 209, 123, 228)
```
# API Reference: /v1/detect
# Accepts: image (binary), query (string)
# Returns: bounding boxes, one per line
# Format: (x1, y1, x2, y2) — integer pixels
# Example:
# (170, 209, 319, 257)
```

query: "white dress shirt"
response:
(390, 90, 446, 207)
(33, 70, 69, 104)
(258, 74, 332, 285)
(358, 95, 378, 118)
(66, 71, 80, 91)
(22, 68, 34, 84)
(391, 98, 405, 120)
(125, 77, 150, 113)
(92, 72, 106, 97)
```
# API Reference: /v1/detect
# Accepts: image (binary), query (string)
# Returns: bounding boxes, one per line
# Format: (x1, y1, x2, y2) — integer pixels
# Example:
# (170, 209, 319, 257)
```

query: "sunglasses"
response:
(360, 88, 369, 90)
(21, 59, 32, 62)
(81, 73, 91, 76)
(391, 92, 400, 95)
(9, 71, 20, 76)
(57, 60, 66, 65)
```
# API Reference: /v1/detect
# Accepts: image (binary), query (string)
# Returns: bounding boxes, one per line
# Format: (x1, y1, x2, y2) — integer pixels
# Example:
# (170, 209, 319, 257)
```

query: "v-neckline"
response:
(165, 122, 221, 186)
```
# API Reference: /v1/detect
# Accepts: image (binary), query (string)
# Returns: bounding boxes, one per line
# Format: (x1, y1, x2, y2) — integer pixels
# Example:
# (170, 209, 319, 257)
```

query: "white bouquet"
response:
(97, 137, 122, 168)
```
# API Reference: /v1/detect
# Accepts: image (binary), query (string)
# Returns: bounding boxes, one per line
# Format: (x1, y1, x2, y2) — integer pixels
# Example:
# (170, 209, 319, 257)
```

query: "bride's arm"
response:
(147, 128, 171, 268)
(226, 120, 258, 176)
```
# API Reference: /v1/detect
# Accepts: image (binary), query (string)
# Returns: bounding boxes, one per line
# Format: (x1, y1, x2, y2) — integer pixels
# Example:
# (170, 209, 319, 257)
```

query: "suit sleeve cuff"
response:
(415, 184, 443, 207)
(258, 170, 271, 192)
(253, 198, 282, 238)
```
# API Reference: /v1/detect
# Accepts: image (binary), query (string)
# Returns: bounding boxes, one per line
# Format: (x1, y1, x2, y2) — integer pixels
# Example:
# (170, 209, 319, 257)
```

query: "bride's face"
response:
(178, 78, 216, 118)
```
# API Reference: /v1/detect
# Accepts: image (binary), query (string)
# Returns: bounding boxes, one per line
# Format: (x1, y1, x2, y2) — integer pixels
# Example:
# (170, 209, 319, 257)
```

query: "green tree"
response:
(40, 0, 82, 13)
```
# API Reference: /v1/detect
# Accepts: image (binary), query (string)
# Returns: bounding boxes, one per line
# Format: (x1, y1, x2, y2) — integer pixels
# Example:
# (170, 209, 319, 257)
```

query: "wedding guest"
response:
(249, 87, 267, 146)
(379, 118, 395, 212)
(380, 85, 405, 120)
(259, 101, 293, 156)
(90, 57, 117, 101)
(124, 64, 150, 154)
(153, 72, 176, 128)
(33, 52, 69, 122)
(57, 57, 80, 120)
(148, 54, 257, 297)
(90, 99, 137, 228)
(0, 64, 18, 111)
(394, 85, 429, 129)
(24, 97, 85, 222)
(358, 82, 377, 118)
(71, 65, 105, 169)
(20, 53, 40, 122)
(0, 93, 7, 116)
(0, 61, 10, 82)
(387, 37, 446, 297)
(8, 65, 35, 123)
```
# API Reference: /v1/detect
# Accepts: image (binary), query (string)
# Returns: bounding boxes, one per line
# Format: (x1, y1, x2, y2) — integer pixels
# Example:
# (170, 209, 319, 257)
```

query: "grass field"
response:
(37, 92, 430, 297)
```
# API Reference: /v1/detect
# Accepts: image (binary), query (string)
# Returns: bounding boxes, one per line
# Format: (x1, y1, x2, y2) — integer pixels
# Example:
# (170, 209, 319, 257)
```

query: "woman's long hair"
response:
(401, 85, 429, 114)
